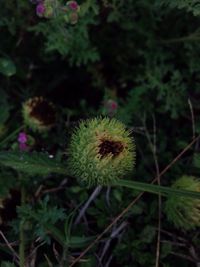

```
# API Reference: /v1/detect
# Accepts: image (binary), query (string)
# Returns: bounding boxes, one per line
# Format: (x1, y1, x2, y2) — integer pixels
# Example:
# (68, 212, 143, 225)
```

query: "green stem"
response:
(19, 185, 26, 267)
(159, 34, 200, 44)
(61, 247, 68, 267)
(0, 125, 23, 148)
(113, 179, 200, 199)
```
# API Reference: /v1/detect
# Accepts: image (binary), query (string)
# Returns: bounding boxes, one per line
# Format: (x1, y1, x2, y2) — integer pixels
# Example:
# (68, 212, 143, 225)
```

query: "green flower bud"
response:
(68, 117, 136, 187)
(165, 176, 200, 230)
(22, 96, 56, 132)
(44, 2, 54, 18)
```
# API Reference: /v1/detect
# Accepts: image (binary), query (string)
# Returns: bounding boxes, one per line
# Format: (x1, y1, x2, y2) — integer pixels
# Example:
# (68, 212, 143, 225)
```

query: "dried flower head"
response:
(22, 96, 56, 132)
(165, 176, 200, 230)
(68, 117, 136, 187)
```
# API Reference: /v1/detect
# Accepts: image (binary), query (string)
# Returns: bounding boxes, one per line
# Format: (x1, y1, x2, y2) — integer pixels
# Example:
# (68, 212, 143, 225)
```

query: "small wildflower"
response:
(104, 99, 118, 116)
(36, 3, 45, 17)
(66, 1, 79, 11)
(18, 132, 28, 144)
(18, 132, 28, 151)
(68, 117, 136, 187)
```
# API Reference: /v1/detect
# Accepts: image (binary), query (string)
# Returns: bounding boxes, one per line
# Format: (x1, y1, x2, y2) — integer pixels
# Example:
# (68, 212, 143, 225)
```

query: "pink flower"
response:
(18, 132, 29, 151)
(36, 3, 45, 17)
(105, 99, 118, 111)
(110, 101, 118, 110)
(67, 1, 79, 11)
(18, 132, 28, 144)
(104, 99, 118, 117)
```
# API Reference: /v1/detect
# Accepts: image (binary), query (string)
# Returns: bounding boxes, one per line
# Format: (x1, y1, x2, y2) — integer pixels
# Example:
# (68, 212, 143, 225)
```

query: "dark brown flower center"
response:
(98, 140, 124, 158)
(29, 97, 56, 126)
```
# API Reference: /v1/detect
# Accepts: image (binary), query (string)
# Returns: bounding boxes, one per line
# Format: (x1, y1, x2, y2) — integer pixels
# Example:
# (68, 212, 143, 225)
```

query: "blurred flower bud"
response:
(104, 99, 118, 117)
(66, 1, 80, 11)
(69, 12, 79, 24)
(165, 176, 200, 230)
(43, 1, 54, 18)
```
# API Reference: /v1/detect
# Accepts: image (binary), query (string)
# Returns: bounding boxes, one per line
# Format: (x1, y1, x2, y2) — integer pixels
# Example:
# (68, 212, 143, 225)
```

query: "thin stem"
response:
(0, 231, 19, 263)
(0, 125, 23, 148)
(74, 186, 102, 225)
(159, 31, 200, 44)
(188, 98, 196, 140)
(19, 185, 26, 267)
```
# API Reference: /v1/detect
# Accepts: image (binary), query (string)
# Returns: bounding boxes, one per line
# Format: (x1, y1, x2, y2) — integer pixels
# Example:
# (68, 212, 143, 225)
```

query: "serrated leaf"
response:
(0, 58, 16, 77)
(0, 151, 67, 176)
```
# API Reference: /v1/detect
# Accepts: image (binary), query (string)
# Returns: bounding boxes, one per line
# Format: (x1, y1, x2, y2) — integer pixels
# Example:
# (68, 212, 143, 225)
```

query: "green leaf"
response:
(46, 225, 94, 248)
(1, 262, 15, 267)
(45, 224, 66, 246)
(0, 151, 67, 176)
(68, 236, 95, 248)
(193, 153, 200, 168)
(0, 89, 10, 125)
(113, 188, 122, 202)
(0, 58, 16, 77)
(140, 226, 156, 243)
(161, 243, 172, 258)
(113, 179, 200, 199)
(0, 169, 16, 197)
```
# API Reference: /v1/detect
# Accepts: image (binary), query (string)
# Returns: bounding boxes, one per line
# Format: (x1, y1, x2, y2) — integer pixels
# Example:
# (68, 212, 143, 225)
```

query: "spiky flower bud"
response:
(165, 176, 200, 230)
(22, 96, 56, 132)
(68, 117, 136, 187)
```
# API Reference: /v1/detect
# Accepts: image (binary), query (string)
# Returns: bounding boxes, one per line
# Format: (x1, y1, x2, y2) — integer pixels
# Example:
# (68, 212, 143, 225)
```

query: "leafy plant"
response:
(0, 0, 200, 266)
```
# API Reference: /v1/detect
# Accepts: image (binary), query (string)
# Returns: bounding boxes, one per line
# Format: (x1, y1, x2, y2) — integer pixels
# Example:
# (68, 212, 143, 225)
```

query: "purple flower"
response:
(36, 3, 45, 17)
(67, 1, 79, 11)
(18, 132, 28, 144)
(19, 143, 28, 151)
(18, 132, 29, 151)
